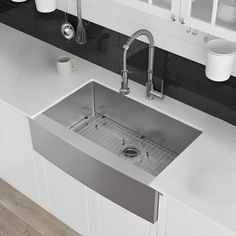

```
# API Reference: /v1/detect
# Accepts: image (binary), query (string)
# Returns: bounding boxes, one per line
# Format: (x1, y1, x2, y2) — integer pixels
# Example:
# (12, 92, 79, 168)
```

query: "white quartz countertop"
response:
(1, 23, 236, 234)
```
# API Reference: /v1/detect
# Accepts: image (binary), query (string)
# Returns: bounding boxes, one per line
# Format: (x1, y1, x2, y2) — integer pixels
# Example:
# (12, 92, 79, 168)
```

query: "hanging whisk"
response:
(75, 0, 87, 45)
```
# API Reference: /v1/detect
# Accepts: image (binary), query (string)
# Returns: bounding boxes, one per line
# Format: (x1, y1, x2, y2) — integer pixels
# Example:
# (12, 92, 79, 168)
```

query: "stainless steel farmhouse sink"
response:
(30, 81, 201, 223)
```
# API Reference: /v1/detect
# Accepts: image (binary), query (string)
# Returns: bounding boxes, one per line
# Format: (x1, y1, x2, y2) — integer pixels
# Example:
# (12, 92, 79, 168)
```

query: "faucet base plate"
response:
(120, 87, 130, 95)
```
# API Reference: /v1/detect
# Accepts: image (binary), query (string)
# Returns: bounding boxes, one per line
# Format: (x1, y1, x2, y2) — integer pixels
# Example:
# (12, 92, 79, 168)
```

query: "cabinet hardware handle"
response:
(170, 14, 177, 22)
(186, 27, 191, 33)
(204, 34, 210, 43)
(179, 18, 186, 24)
(192, 29, 199, 36)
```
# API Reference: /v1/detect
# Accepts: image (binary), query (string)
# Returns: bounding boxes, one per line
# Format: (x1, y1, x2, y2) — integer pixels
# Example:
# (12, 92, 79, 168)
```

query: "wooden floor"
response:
(0, 179, 81, 236)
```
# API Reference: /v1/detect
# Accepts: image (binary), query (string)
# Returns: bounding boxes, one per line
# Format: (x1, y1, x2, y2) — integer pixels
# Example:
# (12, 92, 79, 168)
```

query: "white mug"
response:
(57, 56, 77, 75)
(35, 0, 56, 13)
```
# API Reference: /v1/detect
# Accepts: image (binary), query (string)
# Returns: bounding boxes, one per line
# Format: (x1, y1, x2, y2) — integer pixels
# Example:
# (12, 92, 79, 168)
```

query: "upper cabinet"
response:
(181, 0, 236, 42)
(112, 0, 181, 21)
(113, 0, 236, 42)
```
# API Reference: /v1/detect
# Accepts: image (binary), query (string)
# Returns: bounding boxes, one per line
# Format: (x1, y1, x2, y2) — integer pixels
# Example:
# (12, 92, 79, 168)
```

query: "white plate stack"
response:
(217, 0, 236, 23)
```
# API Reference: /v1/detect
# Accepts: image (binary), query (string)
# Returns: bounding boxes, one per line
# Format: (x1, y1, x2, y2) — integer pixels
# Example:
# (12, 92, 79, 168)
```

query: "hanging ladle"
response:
(61, 0, 75, 40)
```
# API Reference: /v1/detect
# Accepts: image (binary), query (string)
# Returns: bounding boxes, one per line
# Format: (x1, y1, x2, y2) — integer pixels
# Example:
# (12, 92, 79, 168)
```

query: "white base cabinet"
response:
(0, 101, 38, 202)
(44, 159, 89, 236)
(0, 101, 235, 236)
(163, 198, 236, 236)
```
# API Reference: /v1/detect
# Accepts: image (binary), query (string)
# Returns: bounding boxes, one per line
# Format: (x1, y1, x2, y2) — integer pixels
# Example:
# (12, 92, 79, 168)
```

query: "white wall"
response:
(57, 0, 236, 76)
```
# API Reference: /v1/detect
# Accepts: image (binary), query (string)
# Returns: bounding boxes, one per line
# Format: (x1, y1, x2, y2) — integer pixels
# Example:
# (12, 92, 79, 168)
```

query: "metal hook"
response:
(192, 29, 199, 36)
(204, 33, 210, 43)
(122, 138, 125, 146)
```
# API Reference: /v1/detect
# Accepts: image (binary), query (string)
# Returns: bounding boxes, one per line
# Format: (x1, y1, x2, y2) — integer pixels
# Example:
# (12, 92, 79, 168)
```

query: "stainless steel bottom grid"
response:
(71, 113, 177, 176)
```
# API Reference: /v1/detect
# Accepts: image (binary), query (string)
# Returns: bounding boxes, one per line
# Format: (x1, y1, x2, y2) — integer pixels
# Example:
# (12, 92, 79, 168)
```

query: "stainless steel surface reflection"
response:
(30, 81, 201, 223)
(71, 113, 178, 176)
(44, 82, 201, 156)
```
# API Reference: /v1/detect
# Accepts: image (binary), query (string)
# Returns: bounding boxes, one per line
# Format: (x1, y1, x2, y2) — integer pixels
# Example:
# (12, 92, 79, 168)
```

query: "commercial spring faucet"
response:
(120, 29, 164, 99)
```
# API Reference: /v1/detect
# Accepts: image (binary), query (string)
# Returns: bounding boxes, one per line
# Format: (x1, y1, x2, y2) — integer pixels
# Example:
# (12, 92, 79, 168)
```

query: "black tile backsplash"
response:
(0, 0, 236, 125)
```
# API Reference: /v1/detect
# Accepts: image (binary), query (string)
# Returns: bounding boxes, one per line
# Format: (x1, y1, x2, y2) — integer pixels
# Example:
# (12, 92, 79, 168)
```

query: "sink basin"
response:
(30, 81, 201, 223)
(44, 81, 201, 176)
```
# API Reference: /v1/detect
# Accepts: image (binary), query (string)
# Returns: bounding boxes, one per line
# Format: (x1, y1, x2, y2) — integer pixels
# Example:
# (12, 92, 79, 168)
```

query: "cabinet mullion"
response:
(211, 0, 219, 25)
(181, 0, 192, 18)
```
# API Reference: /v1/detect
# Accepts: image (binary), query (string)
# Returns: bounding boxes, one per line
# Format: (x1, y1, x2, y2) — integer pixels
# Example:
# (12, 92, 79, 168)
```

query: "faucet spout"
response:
(120, 29, 164, 99)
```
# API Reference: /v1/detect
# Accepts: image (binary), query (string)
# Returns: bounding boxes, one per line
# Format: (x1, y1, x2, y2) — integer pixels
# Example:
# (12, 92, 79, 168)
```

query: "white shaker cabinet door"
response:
(164, 198, 236, 236)
(32, 151, 51, 210)
(43, 159, 89, 236)
(0, 102, 38, 202)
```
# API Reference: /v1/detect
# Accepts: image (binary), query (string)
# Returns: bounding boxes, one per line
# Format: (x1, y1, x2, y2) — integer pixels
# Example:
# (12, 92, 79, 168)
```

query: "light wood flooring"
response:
(0, 179, 81, 236)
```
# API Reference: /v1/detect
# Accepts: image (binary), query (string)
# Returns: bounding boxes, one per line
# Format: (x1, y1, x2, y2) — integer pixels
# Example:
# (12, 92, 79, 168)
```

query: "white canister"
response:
(205, 39, 236, 82)
(35, 0, 56, 13)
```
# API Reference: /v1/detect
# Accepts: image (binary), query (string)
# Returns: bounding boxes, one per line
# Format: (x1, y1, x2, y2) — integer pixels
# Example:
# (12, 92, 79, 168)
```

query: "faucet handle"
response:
(146, 79, 164, 100)
(126, 69, 145, 75)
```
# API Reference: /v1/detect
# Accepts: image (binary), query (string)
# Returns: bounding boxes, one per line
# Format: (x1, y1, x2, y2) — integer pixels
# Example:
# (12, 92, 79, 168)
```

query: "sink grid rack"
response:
(70, 113, 177, 176)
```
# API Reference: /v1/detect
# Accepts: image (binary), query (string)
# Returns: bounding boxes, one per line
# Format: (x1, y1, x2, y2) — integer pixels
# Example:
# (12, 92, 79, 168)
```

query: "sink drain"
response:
(122, 146, 139, 158)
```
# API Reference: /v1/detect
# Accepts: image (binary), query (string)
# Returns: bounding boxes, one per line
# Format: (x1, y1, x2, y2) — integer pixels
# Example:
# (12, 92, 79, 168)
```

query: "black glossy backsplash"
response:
(0, 0, 236, 125)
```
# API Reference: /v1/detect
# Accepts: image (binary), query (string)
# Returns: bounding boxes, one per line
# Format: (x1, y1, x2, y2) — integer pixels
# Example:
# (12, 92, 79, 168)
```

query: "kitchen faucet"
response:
(120, 29, 164, 99)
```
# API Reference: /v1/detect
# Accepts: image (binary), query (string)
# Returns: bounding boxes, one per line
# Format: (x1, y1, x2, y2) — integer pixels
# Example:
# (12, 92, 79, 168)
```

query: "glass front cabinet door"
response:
(113, 0, 236, 42)
(112, 0, 181, 22)
(180, 0, 236, 42)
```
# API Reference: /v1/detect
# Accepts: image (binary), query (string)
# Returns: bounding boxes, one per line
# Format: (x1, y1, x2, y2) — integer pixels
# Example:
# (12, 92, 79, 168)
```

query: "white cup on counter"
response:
(205, 39, 236, 82)
(34, 0, 56, 13)
(57, 56, 77, 76)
